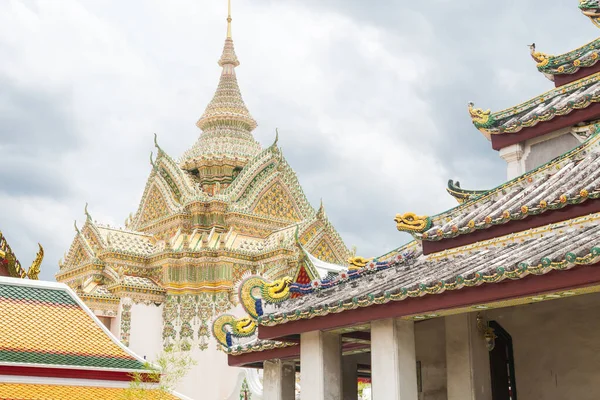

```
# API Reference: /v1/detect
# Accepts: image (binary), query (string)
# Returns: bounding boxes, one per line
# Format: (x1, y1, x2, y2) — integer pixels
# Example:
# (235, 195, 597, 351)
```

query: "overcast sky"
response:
(1, 1, 597, 280)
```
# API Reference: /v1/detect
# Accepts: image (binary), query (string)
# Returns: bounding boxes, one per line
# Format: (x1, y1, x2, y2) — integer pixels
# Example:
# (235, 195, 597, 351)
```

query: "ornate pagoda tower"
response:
(55, 2, 349, 398)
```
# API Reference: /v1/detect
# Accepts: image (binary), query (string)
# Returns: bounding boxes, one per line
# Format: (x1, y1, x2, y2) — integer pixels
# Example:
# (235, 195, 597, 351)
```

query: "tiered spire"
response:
(180, 0, 261, 185)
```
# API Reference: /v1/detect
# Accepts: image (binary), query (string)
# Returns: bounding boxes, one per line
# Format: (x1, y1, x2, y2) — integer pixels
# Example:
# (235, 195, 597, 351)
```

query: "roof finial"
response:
(227, 0, 232, 39)
(271, 128, 279, 147)
(84, 203, 92, 222)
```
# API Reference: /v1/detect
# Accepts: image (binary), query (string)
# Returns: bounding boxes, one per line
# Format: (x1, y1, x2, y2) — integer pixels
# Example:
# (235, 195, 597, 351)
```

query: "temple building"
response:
(55, 2, 349, 399)
(0, 233, 186, 399)
(216, 4, 600, 400)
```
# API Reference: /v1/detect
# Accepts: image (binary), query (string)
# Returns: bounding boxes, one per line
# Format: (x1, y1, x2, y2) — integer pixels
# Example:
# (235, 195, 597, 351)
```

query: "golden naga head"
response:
(467, 102, 492, 127)
(347, 256, 373, 270)
(394, 212, 432, 234)
(235, 317, 257, 335)
(265, 277, 293, 301)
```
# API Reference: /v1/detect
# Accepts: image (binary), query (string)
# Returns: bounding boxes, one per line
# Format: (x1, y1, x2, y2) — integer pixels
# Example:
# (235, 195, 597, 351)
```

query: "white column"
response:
(445, 313, 492, 400)
(499, 143, 525, 180)
(371, 318, 418, 400)
(263, 359, 296, 400)
(300, 330, 342, 400)
(342, 358, 358, 400)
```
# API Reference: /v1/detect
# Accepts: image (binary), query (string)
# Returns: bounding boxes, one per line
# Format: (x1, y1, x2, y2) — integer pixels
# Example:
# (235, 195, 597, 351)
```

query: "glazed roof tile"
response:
(470, 72, 600, 135)
(0, 383, 180, 400)
(413, 130, 600, 242)
(0, 277, 148, 371)
(260, 212, 600, 325)
(121, 275, 163, 290)
(96, 226, 156, 256)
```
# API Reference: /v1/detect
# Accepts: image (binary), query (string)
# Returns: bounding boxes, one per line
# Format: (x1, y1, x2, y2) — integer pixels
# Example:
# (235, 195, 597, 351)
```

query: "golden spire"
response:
(227, 0, 232, 39)
(180, 0, 260, 173)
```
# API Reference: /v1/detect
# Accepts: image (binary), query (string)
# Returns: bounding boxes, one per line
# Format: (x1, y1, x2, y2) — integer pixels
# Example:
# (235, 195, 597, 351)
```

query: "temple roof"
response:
(399, 128, 600, 243)
(258, 211, 600, 326)
(468, 72, 600, 137)
(0, 277, 149, 371)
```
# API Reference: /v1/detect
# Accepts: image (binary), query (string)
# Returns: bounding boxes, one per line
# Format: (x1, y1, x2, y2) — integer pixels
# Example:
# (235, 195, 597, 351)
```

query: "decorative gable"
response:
(138, 185, 171, 226)
(252, 182, 301, 221)
(310, 239, 339, 264)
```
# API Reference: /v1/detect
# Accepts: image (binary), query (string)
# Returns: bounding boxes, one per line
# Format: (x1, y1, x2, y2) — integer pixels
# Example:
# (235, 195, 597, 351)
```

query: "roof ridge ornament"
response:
(227, 0, 232, 39)
(528, 43, 552, 67)
(394, 212, 432, 234)
(84, 202, 92, 222)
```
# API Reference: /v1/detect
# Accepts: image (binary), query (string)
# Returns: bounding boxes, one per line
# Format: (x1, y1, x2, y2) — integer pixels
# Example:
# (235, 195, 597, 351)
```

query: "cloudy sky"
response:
(1, 0, 597, 280)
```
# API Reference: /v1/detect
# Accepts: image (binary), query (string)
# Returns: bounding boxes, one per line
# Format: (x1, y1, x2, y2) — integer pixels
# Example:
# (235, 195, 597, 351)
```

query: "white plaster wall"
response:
(129, 302, 163, 361)
(175, 303, 251, 400)
(486, 292, 600, 400)
(415, 319, 447, 400)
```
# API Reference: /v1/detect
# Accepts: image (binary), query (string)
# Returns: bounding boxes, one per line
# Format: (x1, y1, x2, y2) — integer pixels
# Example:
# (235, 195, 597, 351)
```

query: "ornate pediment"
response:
(252, 181, 301, 221)
(137, 185, 172, 227)
(309, 238, 339, 264)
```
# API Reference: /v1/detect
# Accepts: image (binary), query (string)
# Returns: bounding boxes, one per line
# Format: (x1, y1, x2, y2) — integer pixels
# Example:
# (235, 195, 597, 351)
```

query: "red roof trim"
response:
(0, 365, 159, 382)
(490, 102, 600, 150)
(554, 62, 600, 87)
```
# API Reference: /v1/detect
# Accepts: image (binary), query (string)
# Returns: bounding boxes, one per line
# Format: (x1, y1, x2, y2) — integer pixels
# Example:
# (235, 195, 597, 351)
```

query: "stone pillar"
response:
(371, 318, 418, 400)
(263, 359, 296, 400)
(499, 143, 525, 180)
(445, 313, 492, 400)
(300, 330, 342, 400)
(342, 358, 358, 400)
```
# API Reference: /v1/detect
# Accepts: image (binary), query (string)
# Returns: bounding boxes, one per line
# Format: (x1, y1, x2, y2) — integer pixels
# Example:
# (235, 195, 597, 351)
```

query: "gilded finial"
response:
(316, 198, 326, 220)
(153, 133, 160, 149)
(273, 128, 279, 146)
(150, 151, 156, 168)
(227, 0, 232, 39)
(74, 220, 80, 234)
(27, 244, 43, 280)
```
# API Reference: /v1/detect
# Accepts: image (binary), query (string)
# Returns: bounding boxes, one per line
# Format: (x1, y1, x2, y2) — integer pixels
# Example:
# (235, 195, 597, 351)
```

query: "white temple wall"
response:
(175, 302, 249, 400)
(486, 292, 600, 400)
(500, 127, 581, 180)
(414, 318, 447, 400)
(128, 302, 163, 361)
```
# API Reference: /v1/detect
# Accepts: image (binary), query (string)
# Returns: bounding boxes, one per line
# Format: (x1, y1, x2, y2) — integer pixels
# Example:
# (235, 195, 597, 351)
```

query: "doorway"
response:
(489, 321, 517, 400)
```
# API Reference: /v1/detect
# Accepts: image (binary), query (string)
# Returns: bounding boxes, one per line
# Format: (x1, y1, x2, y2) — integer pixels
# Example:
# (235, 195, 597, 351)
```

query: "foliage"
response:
(122, 342, 198, 400)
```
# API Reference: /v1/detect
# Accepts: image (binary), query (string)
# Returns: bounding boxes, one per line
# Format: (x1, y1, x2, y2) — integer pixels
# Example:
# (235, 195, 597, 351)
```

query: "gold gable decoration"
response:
(253, 182, 301, 221)
(311, 239, 339, 264)
(0, 231, 43, 279)
(139, 186, 171, 226)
